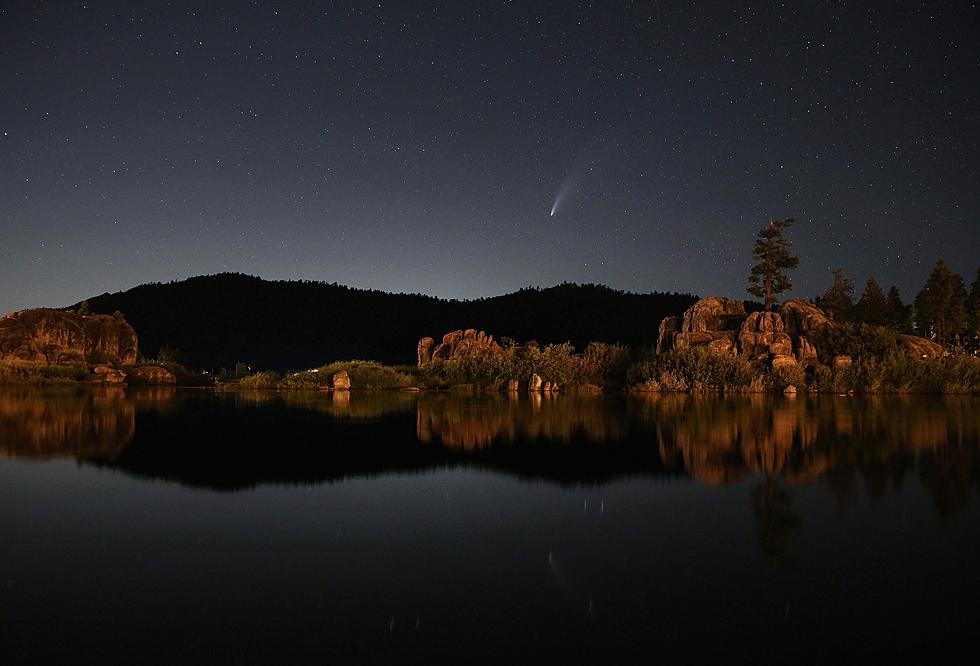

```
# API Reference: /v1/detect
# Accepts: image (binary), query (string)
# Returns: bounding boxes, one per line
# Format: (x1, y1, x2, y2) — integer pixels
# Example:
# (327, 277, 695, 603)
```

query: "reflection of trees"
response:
(751, 477, 801, 562)
(0, 387, 135, 459)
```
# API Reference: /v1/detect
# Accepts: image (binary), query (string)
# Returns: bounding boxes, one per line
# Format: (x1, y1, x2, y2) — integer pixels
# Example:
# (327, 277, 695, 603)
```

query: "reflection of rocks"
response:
(0, 308, 138, 366)
(0, 388, 135, 459)
(416, 394, 627, 451)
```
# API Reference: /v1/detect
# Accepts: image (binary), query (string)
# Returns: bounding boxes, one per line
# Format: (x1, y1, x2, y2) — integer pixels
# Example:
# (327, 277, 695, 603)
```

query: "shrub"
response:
(632, 348, 755, 393)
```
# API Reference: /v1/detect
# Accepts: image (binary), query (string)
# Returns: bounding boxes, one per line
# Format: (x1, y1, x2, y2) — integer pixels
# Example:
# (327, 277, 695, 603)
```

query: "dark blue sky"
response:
(2, 0, 977, 314)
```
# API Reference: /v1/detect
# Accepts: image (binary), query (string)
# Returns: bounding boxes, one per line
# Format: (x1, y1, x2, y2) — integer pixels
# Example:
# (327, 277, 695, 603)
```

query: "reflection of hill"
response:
(0, 387, 135, 459)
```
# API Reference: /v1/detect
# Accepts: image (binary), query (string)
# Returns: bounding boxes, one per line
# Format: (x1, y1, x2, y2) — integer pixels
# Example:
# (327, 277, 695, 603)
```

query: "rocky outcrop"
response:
(130, 365, 176, 385)
(658, 296, 837, 367)
(417, 337, 435, 366)
(656, 316, 680, 354)
(0, 308, 138, 366)
(738, 311, 792, 360)
(420, 328, 502, 366)
(680, 297, 746, 333)
(899, 335, 943, 359)
(778, 298, 832, 338)
(794, 335, 819, 366)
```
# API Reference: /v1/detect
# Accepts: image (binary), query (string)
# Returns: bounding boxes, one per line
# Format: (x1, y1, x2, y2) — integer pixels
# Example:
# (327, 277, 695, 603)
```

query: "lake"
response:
(2, 387, 979, 663)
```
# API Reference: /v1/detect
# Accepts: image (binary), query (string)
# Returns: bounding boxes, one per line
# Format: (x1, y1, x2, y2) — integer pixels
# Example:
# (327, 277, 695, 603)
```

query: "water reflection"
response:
(1, 389, 978, 520)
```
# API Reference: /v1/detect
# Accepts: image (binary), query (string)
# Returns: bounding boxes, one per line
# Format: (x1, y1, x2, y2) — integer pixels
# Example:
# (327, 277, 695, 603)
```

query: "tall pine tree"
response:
(915, 259, 968, 346)
(855, 278, 889, 326)
(818, 268, 854, 321)
(747, 218, 799, 310)
(966, 267, 980, 353)
(885, 286, 904, 330)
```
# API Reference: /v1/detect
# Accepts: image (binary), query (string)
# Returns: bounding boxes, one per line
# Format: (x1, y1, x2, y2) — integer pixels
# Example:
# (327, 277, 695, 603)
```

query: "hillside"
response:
(73, 274, 699, 370)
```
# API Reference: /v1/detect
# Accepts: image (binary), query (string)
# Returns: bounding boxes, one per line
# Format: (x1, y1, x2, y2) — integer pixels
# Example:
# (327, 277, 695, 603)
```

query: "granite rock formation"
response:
(899, 335, 943, 359)
(660, 297, 746, 354)
(658, 296, 945, 368)
(130, 365, 177, 385)
(0, 308, 138, 366)
(418, 328, 502, 366)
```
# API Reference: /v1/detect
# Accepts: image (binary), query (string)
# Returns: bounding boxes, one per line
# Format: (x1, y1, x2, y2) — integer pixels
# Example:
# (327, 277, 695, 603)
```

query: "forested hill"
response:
(74, 273, 699, 371)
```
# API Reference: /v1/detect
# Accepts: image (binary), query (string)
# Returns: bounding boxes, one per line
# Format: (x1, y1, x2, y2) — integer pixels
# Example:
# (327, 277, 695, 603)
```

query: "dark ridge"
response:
(72, 273, 699, 370)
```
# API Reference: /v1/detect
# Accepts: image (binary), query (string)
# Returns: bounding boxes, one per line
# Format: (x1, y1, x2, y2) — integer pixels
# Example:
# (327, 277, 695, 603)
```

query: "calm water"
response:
(2, 387, 979, 663)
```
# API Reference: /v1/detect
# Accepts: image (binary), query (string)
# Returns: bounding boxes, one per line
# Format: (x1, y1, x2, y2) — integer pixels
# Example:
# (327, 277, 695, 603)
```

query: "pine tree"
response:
(915, 259, 968, 346)
(855, 278, 889, 326)
(885, 286, 904, 330)
(818, 268, 854, 321)
(747, 218, 799, 309)
(966, 267, 980, 353)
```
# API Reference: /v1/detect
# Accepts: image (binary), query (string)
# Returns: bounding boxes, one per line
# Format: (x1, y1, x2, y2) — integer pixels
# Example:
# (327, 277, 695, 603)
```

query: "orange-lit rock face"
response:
(898, 334, 944, 359)
(777, 298, 832, 338)
(421, 328, 502, 365)
(0, 308, 138, 366)
(680, 297, 746, 333)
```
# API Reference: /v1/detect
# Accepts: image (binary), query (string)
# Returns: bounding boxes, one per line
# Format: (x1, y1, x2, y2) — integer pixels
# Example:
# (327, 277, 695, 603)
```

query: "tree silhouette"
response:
(817, 268, 854, 321)
(966, 268, 980, 353)
(885, 286, 905, 330)
(855, 278, 889, 326)
(915, 260, 967, 346)
(747, 217, 799, 310)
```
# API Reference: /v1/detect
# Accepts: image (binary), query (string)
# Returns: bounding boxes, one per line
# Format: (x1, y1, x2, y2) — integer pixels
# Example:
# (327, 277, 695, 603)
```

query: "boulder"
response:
(899, 334, 943, 359)
(738, 311, 787, 359)
(707, 337, 735, 355)
(0, 308, 138, 366)
(528, 373, 543, 392)
(675, 330, 736, 351)
(768, 333, 794, 357)
(417, 337, 434, 367)
(332, 370, 351, 390)
(778, 298, 832, 337)
(423, 328, 502, 365)
(783, 384, 798, 396)
(543, 381, 553, 392)
(656, 316, 680, 354)
(506, 378, 520, 393)
(87, 366, 127, 384)
(680, 297, 746, 333)
(551, 383, 560, 394)
(130, 365, 177, 385)
(794, 335, 818, 365)
(771, 355, 798, 370)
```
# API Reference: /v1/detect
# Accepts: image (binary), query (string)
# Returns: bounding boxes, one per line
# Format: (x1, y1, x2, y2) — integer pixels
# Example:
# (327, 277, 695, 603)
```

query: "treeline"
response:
(74, 273, 697, 371)
(815, 260, 980, 352)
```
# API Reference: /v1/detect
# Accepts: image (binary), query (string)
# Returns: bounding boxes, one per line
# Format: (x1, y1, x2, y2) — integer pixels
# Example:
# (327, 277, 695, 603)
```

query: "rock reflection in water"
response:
(416, 393, 627, 450)
(0, 387, 136, 459)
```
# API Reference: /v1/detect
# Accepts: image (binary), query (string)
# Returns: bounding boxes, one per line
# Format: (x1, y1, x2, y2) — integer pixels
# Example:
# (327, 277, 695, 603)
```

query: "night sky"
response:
(2, 1, 978, 314)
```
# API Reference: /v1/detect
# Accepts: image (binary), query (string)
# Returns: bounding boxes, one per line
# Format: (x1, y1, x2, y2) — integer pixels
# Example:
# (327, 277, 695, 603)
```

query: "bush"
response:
(631, 348, 755, 393)
(280, 361, 415, 390)
(772, 363, 806, 391)
(239, 370, 281, 388)
(814, 323, 902, 362)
